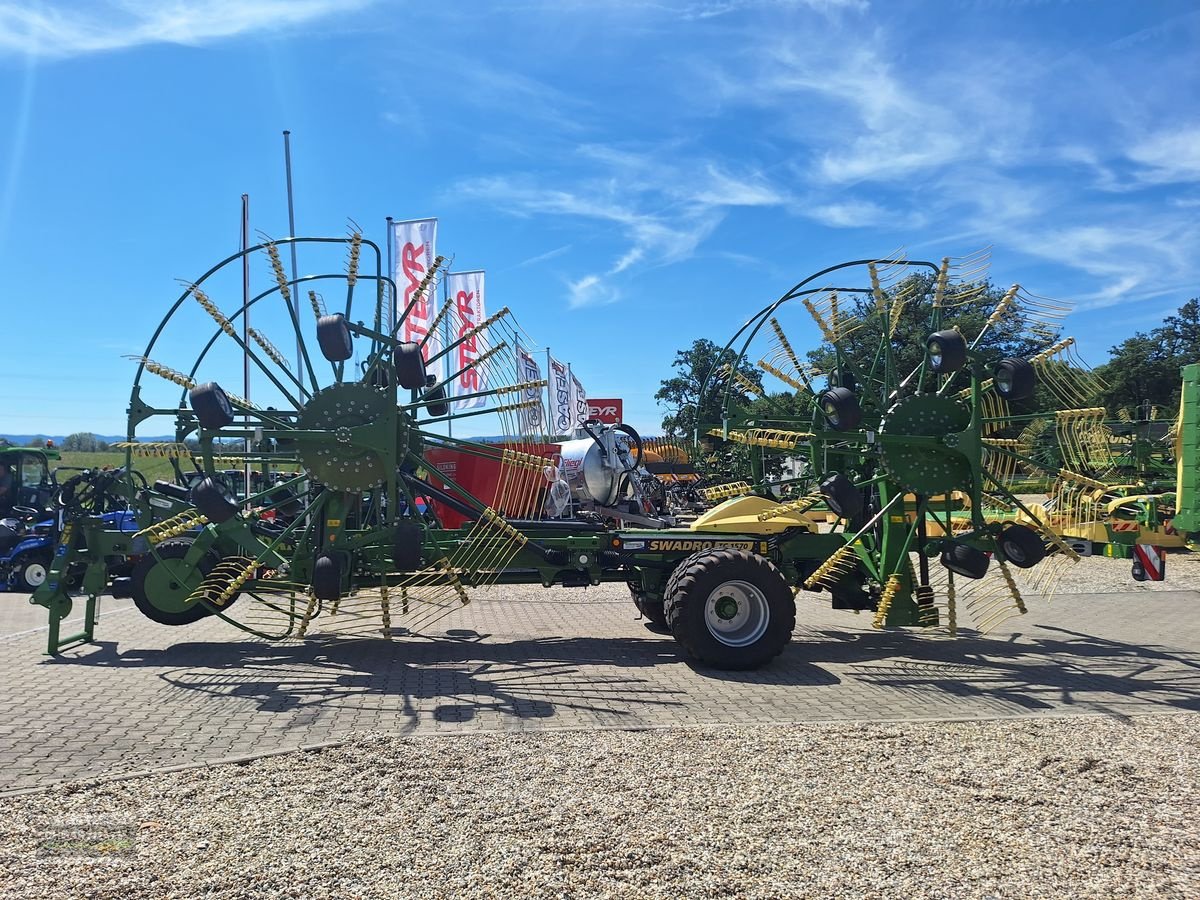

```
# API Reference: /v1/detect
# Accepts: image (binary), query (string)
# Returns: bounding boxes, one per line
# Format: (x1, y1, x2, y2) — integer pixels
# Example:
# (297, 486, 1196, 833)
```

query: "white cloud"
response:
(566, 273, 619, 309)
(0, 0, 370, 57)
(804, 199, 889, 228)
(1126, 125, 1200, 185)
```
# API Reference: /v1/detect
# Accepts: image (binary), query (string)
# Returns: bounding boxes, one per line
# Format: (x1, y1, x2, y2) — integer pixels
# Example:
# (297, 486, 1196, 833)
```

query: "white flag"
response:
(515, 341, 546, 435)
(548, 352, 573, 435)
(390, 217, 442, 381)
(570, 369, 587, 429)
(446, 271, 486, 411)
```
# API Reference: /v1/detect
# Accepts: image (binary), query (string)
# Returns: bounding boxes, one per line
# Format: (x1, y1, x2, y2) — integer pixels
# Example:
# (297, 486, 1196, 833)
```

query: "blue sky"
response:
(1, 0, 1197, 437)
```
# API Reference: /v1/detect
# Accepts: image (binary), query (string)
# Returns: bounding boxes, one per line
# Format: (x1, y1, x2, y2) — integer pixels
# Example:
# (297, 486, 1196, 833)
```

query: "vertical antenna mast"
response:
(283, 131, 300, 378)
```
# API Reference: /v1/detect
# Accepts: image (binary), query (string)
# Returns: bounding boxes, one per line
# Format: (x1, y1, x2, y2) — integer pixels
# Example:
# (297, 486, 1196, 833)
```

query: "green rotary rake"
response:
(698, 249, 1099, 633)
(55, 228, 565, 643)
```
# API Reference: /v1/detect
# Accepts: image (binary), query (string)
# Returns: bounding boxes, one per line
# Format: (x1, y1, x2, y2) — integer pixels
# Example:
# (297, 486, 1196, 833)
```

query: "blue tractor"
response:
(0, 444, 140, 593)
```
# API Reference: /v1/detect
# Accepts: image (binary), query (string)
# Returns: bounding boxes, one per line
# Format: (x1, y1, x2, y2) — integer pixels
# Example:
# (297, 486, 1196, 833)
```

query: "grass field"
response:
(53, 451, 178, 483)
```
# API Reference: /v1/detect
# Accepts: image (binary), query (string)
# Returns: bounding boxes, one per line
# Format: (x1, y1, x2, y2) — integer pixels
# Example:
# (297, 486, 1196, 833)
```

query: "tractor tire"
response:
(393, 342, 427, 390)
(818, 472, 863, 519)
(316, 313, 354, 362)
(999, 524, 1046, 568)
(423, 378, 449, 418)
(13, 550, 51, 593)
(664, 549, 795, 670)
(312, 554, 342, 601)
(940, 542, 990, 579)
(926, 329, 967, 373)
(827, 366, 858, 393)
(628, 583, 667, 630)
(392, 521, 424, 571)
(131, 537, 231, 626)
(818, 386, 862, 431)
(190, 382, 234, 431)
(994, 358, 1036, 401)
(191, 477, 240, 524)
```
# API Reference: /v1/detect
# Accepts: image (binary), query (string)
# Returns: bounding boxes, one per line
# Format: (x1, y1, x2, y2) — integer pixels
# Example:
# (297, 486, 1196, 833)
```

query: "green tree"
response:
(1096, 297, 1200, 413)
(655, 338, 762, 438)
(61, 432, 109, 452)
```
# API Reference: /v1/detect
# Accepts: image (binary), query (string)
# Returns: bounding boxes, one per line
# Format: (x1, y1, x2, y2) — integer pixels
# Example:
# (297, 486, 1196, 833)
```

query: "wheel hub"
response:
(295, 383, 401, 491)
(880, 394, 973, 495)
(704, 580, 770, 648)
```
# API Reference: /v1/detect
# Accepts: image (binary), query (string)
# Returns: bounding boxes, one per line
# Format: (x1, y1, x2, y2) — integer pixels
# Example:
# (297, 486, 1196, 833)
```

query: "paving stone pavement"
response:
(2, 585, 1199, 794)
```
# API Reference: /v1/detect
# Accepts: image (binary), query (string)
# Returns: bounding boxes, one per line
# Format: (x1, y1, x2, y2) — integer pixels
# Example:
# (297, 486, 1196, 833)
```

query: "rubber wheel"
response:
(190, 382, 234, 430)
(940, 542, 990, 579)
(818, 472, 862, 519)
(393, 342, 427, 390)
(13, 551, 51, 592)
(392, 521, 424, 571)
(999, 524, 1046, 568)
(994, 358, 1036, 401)
(312, 554, 342, 601)
(131, 537, 230, 626)
(827, 367, 857, 393)
(191, 477, 240, 524)
(927, 330, 967, 373)
(423, 379, 449, 418)
(819, 386, 862, 431)
(628, 583, 667, 629)
(664, 549, 795, 670)
(316, 314, 353, 362)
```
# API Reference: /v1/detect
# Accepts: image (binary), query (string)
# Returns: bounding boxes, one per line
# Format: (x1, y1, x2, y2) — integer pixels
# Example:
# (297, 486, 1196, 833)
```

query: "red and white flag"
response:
(390, 217, 441, 381)
(447, 270, 486, 411)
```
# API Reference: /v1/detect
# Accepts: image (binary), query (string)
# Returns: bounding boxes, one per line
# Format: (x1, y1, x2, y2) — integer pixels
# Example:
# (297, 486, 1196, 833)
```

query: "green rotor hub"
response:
(142, 556, 208, 614)
(880, 394, 973, 495)
(296, 382, 402, 491)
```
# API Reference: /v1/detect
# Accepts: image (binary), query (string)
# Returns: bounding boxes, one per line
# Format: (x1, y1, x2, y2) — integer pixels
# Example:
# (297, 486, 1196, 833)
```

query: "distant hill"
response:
(1, 434, 173, 445)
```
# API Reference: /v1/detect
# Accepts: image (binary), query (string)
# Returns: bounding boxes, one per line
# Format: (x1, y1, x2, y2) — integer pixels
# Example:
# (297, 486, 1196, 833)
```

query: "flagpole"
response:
(241, 193, 251, 503)
(443, 269, 452, 439)
(385, 216, 394, 333)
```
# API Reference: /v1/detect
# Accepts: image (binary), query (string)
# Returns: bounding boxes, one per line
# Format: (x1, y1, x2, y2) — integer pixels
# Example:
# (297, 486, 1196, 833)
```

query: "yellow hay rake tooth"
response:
(308, 290, 325, 319)
(757, 358, 805, 391)
(263, 240, 292, 303)
(248, 327, 289, 371)
(187, 284, 238, 339)
(134, 509, 209, 543)
(130, 356, 197, 390)
(727, 368, 763, 397)
(804, 542, 858, 591)
(758, 491, 824, 521)
(699, 481, 752, 501)
(113, 441, 193, 459)
(872, 574, 902, 629)
(345, 230, 362, 287)
(296, 590, 319, 637)
(185, 557, 257, 610)
(722, 428, 812, 450)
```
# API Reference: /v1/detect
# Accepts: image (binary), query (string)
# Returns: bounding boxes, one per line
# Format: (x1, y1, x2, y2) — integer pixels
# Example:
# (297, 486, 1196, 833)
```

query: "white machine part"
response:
(556, 421, 667, 526)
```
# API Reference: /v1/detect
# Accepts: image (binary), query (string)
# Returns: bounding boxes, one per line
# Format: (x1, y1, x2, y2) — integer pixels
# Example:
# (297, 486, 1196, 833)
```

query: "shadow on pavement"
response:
(36, 619, 1200, 726)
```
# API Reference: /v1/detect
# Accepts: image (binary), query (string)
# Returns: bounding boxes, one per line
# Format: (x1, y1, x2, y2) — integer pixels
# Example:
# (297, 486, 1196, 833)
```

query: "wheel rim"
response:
(996, 370, 1013, 394)
(704, 580, 770, 647)
(24, 562, 47, 587)
(142, 557, 206, 613)
(823, 402, 839, 426)
(1003, 540, 1026, 564)
(929, 341, 943, 369)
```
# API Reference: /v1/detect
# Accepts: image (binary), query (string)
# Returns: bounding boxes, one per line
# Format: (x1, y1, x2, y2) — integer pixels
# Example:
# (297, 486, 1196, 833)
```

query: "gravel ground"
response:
(2, 716, 1197, 899)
